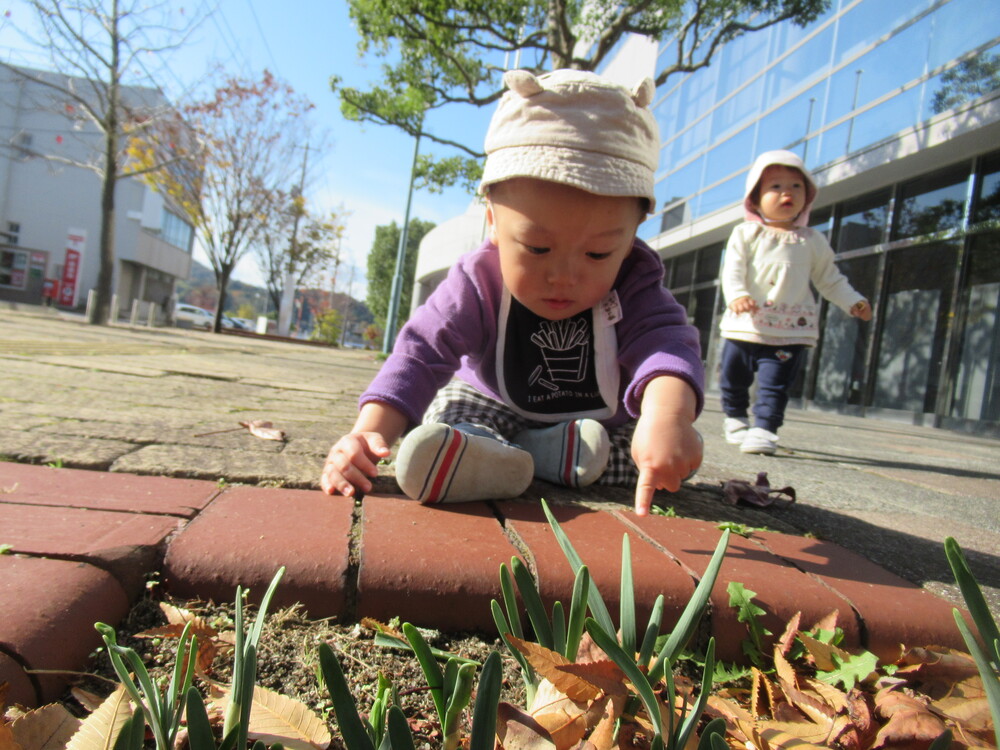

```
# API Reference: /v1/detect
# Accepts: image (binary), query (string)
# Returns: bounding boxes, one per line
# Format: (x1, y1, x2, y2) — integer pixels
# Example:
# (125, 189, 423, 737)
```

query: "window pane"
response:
(661, 156, 704, 207)
(692, 286, 718, 360)
(834, 0, 931, 65)
(974, 150, 1000, 224)
(764, 26, 833, 103)
(756, 80, 826, 153)
(951, 234, 1000, 421)
(672, 252, 696, 288)
(846, 86, 922, 153)
(703, 125, 755, 188)
(814, 255, 878, 406)
(873, 242, 958, 412)
(697, 174, 743, 218)
(835, 189, 890, 252)
(810, 207, 832, 240)
(711, 78, 763, 141)
(927, 0, 1000, 71)
(894, 166, 968, 239)
(695, 244, 723, 284)
(924, 45, 1000, 119)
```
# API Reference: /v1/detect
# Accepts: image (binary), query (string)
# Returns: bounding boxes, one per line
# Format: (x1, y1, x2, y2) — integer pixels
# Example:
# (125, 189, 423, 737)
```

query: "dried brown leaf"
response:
(587, 695, 625, 750)
(801, 678, 848, 712)
(874, 687, 930, 718)
(507, 635, 600, 704)
(796, 632, 848, 672)
(933, 696, 993, 733)
(772, 648, 798, 689)
(497, 702, 556, 750)
(555, 661, 628, 698)
(895, 646, 981, 701)
(809, 611, 841, 634)
(9, 704, 80, 750)
(216, 685, 330, 750)
(573, 633, 606, 665)
(776, 612, 802, 656)
(64, 685, 130, 750)
(871, 709, 947, 749)
(68, 689, 104, 715)
(240, 420, 286, 441)
(753, 719, 841, 747)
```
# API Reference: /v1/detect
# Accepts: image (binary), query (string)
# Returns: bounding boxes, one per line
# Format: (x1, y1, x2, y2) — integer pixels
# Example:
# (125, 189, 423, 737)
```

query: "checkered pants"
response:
(423, 380, 639, 487)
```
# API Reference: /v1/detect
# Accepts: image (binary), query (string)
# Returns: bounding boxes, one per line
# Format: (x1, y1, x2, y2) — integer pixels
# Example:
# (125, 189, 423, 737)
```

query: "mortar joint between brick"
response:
(489, 501, 539, 575)
(341, 498, 364, 621)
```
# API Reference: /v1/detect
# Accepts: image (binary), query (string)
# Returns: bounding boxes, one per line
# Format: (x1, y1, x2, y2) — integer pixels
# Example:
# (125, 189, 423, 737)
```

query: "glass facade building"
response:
(644, 0, 1000, 434)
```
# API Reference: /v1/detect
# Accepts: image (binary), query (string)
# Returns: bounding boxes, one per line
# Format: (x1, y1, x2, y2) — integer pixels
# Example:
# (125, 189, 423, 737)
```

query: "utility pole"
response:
(278, 143, 309, 336)
(383, 129, 420, 353)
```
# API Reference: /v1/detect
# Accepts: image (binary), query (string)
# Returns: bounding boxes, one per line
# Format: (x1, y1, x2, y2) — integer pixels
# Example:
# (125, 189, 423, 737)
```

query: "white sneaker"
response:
(396, 423, 534, 504)
(723, 417, 750, 444)
(740, 427, 778, 455)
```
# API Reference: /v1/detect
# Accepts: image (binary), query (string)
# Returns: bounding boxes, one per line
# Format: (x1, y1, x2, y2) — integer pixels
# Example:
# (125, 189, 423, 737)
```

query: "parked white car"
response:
(174, 303, 214, 330)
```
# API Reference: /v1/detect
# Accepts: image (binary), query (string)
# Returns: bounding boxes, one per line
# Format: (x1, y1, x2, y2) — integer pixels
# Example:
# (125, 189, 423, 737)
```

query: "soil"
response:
(67, 590, 528, 750)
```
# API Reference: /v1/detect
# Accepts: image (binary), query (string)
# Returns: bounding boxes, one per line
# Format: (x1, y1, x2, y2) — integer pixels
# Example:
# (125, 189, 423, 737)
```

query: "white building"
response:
(0, 65, 195, 318)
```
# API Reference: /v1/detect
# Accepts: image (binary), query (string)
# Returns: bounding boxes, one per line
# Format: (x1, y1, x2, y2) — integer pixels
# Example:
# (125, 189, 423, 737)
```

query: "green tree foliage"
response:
(333, 0, 830, 192)
(312, 308, 344, 346)
(366, 218, 435, 332)
(931, 52, 1000, 114)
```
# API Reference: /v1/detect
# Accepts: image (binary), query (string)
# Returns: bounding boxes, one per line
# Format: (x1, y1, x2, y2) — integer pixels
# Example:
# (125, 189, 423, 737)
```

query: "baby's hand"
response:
(729, 296, 758, 315)
(321, 432, 391, 497)
(630, 413, 703, 517)
(850, 300, 872, 321)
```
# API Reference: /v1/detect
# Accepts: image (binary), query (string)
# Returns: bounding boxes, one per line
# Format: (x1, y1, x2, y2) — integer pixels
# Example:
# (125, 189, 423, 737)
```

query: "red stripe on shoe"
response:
(562, 421, 578, 487)
(425, 429, 465, 503)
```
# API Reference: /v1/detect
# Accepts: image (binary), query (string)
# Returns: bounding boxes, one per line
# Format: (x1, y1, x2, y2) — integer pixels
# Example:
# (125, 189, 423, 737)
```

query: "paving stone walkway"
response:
(1, 305, 998, 708)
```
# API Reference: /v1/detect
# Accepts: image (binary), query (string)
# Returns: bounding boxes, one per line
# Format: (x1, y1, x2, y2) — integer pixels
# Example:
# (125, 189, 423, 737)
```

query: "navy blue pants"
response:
(719, 339, 807, 433)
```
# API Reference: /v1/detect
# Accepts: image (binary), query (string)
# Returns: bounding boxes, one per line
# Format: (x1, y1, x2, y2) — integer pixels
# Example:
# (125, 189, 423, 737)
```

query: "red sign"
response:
(43, 278, 60, 299)
(58, 247, 80, 306)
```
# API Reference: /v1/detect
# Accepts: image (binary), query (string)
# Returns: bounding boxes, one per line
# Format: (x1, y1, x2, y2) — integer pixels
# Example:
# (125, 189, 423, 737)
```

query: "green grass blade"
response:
(443, 663, 476, 750)
(585, 618, 662, 740)
(954, 610, 1000, 749)
(248, 567, 286, 647)
(697, 717, 727, 750)
(675, 638, 716, 749)
(651, 529, 730, 682)
(552, 601, 567, 656)
(639, 595, 664, 668)
(112, 706, 145, 750)
(620, 534, 636, 657)
(927, 730, 953, 750)
(387, 706, 416, 750)
(372, 631, 480, 666)
(319, 643, 376, 750)
(512, 557, 554, 648)
(403, 622, 446, 722)
(500, 562, 526, 640)
(565, 566, 590, 662)
(945, 537, 1000, 665)
(541, 499, 615, 635)
(470, 652, 502, 750)
(185, 686, 217, 750)
(236, 643, 257, 750)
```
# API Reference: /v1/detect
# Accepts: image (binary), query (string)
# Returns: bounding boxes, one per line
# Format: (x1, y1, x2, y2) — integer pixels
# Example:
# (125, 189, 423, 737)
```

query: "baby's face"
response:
(755, 165, 807, 228)
(487, 178, 641, 321)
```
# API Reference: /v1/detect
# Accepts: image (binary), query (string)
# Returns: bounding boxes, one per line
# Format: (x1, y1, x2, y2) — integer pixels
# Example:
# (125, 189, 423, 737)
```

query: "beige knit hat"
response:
(479, 69, 660, 213)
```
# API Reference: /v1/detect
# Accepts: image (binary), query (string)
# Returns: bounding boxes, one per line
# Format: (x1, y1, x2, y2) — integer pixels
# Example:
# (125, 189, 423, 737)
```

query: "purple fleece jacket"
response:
(361, 238, 704, 428)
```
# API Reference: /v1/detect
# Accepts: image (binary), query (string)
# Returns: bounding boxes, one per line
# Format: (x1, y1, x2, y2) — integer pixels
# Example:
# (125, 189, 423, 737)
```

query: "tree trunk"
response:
(214, 263, 233, 333)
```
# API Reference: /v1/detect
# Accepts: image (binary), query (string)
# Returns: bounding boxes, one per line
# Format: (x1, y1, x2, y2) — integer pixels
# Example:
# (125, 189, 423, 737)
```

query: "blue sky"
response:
(0, 0, 494, 298)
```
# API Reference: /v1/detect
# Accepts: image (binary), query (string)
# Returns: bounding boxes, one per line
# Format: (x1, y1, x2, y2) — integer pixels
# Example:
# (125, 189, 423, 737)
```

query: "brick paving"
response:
(1, 305, 997, 707)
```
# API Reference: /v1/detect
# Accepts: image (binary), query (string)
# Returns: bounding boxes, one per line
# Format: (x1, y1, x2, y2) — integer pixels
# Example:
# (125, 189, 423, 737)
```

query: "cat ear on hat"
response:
(503, 70, 544, 96)
(631, 77, 654, 108)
